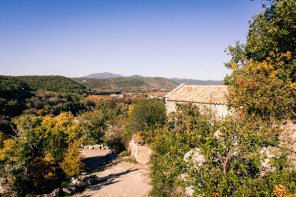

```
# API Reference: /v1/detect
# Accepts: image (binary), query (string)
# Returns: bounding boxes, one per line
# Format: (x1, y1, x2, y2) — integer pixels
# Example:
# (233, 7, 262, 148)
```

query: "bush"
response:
(27, 153, 64, 194)
(150, 104, 205, 196)
(104, 114, 128, 153)
(118, 150, 131, 158)
(80, 108, 117, 145)
(60, 141, 85, 178)
(0, 112, 84, 195)
(124, 158, 138, 164)
(126, 99, 166, 137)
(149, 104, 296, 196)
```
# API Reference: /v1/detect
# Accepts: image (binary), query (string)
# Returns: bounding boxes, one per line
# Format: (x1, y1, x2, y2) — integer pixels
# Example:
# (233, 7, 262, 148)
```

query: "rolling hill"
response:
(83, 72, 123, 78)
(14, 75, 87, 93)
(171, 78, 223, 85)
(82, 72, 223, 85)
(73, 77, 178, 92)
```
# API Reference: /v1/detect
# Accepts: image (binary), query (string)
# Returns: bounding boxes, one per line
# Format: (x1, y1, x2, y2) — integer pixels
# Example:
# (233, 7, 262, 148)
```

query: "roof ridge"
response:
(165, 83, 186, 98)
(166, 84, 228, 104)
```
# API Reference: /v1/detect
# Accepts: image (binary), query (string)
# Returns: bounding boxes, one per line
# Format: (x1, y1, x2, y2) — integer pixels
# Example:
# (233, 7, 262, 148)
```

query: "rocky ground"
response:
(72, 149, 152, 197)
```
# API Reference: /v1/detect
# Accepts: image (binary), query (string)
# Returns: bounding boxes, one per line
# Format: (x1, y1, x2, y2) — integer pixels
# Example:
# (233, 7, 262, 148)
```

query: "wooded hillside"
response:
(73, 77, 178, 92)
(14, 76, 87, 93)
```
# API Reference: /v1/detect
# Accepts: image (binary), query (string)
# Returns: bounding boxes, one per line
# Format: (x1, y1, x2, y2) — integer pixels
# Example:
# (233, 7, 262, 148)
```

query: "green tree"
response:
(126, 99, 166, 136)
(80, 108, 117, 145)
(60, 141, 85, 178)
(225, 0, 296, 120)
(246, 0, 296, 62)
(0, 112, 84, 195)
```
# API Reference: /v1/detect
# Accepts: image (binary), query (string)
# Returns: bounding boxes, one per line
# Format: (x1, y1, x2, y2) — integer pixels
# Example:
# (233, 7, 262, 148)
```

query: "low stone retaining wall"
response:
(129, 138, 152, 164)
(82, 144, 110, 151)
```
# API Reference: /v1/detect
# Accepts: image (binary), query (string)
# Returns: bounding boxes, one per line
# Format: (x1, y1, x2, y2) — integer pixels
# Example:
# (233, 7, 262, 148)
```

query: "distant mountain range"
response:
(170, 78, 223, 85)
(83, 72, 123, 78)
(73, 77, 178, 92)
(82, 72, 223, 85)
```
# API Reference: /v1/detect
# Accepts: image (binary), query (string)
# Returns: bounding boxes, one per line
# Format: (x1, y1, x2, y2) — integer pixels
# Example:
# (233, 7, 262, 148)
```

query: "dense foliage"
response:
(227, 51, 296, 120)
(0, 112, 83, 195)
(0, 76, 31, 120)
(80, 109, 116, 145)
(246, 0, 296, 62)
(0, 73, 158, 195)
(149, 104, 296, 196)
(150, 104, 204, 196)
(14, 75, 87, 93)
(126, 99, 166, 139)
(224, 0, 296, 120)
(148, 1, 296, 196)
(24, 90, 85, 116)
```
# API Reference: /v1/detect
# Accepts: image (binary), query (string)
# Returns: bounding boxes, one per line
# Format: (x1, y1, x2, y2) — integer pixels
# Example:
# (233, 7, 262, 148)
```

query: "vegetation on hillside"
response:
(73, 77, 178, 93)
(0, 76, 31, 120)
(0, 76, 154, 195)
(171, 78, 223, 85)
(1, 0, 295, 196)
(15, 75, 87, 94)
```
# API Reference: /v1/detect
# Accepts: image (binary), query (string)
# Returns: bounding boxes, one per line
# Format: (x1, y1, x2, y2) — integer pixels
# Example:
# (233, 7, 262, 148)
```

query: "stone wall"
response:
(82, 144, 110, 151)
(166, 100, 229, 118)
(128, 138, 152, 164)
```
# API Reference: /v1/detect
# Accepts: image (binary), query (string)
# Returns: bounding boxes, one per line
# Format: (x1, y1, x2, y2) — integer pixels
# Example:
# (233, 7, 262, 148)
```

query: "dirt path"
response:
(72, 149, 152, 197)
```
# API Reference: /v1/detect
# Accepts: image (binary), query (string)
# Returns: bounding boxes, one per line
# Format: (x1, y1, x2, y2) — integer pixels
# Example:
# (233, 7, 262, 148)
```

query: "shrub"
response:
(150, 104, 206, 196)
(60, 141, 85, 178)
(27, 153, 64, 194)
(118, 150, 131, 158)
(80, 109, 115, 145)
(124, 158, 138, 164)
(0, 112, 84, 195)
(104, 114, 128, 153)
(149, 104, 296, 196)
(126, 99, 166, 137)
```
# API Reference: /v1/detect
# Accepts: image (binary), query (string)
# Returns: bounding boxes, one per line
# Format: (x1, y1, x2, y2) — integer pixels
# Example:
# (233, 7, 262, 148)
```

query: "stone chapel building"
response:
(165, 84, 229, 117)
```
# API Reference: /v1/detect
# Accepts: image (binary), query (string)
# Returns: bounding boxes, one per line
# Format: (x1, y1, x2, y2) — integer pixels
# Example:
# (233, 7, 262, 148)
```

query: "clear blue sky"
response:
(0, 0, 263, 80)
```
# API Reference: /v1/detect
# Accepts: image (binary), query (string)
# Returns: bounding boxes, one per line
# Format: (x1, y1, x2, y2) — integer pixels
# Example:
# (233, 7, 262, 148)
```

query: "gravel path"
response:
(72, 149, 152, 197)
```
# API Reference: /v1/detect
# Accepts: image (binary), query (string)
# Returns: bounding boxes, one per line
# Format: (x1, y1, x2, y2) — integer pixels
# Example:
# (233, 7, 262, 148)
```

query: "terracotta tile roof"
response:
(165, 84, 228, 104)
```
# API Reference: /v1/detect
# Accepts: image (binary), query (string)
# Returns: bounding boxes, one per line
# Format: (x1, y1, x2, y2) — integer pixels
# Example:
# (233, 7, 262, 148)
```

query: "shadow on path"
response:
(88, 168, 139, 191)
(83, 153, 120, 173)
(73, 150, 151, 196)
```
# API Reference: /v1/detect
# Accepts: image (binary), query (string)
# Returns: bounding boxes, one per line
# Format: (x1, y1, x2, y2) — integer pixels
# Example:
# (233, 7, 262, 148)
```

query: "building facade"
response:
(165, 84, 229, 117)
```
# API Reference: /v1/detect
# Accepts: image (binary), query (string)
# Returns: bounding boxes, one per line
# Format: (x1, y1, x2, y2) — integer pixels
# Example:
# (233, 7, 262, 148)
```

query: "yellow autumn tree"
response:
(60, 141, 84, 177)
(27, 152, 63, 193)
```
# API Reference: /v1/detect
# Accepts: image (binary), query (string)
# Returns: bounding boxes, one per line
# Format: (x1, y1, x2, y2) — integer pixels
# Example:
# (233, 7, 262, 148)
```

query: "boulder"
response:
(184, 148, 205, 170)
(70, 177, 79, 186)
(129, 138, 152, 164)
(183, 148, 205, 197)
(63, 186, 77, 195)
(185, 186, 194, 197)
(78, 174, 87, 181)
(85, 177, 95, 186)
(49, 188, 62, 197)
(41, 194, 51, 197)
